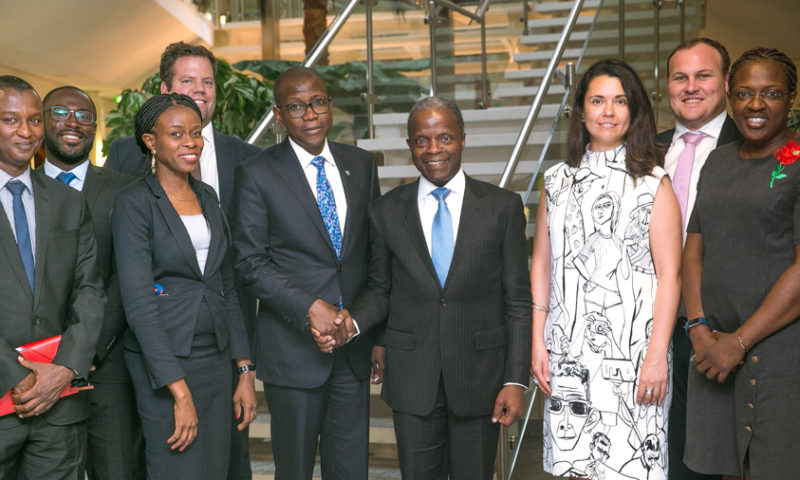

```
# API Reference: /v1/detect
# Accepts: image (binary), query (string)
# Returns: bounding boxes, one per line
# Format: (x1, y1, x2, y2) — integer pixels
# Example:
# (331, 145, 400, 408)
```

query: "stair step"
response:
(513, 41, 676, 63)
(360, 131, 550, 152)
(520, 23, 680, 45)
(527, 6, 692, 29)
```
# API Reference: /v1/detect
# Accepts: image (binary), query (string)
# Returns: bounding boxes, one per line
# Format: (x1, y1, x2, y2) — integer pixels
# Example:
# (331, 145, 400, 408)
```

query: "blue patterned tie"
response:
(6, 181, 34, 293)
(430, 187, 453, 287)
(311, 156, 342, 258)
(56, 171, 77, 186)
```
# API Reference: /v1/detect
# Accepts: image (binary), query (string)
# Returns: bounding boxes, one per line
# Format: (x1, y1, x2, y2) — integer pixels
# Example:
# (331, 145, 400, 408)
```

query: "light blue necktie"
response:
(56, 171, 77, 186)
(6, 181, 34, 293)
(430, 187, 453, 287)
(311, 156, 342, 258)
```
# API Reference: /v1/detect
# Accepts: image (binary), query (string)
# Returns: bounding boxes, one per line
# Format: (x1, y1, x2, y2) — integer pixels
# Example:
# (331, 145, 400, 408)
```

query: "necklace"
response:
(167, 193, 196, 202)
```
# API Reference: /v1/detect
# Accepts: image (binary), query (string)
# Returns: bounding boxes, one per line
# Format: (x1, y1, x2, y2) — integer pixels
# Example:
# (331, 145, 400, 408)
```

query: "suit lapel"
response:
(196, 182, 224, 277)
(399, 181, 440, 285)
(447, 176, 483, 287)
(273, 140, 338, 259)
(145, 176, 204, 279)
(0, 183, 32, 297)
(213, 131, 232, 206)
(31, 173, 51, 306)
(82, 165, 103, 212)
(330, 142, 356, 258)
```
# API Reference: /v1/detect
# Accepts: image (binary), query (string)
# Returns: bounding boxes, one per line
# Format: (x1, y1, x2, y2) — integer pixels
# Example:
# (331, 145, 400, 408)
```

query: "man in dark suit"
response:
(104, 42, 260, 480)
(37, 85, 142, 480)
(349, 96, 531, 479)
(0, 76, 105, 478)
(657, 38, 742, 480)
(231, 66, 379, 480)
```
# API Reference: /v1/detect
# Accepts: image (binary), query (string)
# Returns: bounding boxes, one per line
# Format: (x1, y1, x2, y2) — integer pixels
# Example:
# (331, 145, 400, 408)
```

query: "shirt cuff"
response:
(346, 318, 361, 344)
(504, 382, 527, 390)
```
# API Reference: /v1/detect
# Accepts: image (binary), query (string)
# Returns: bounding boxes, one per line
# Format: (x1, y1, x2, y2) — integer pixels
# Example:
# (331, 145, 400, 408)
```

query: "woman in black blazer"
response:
(112, 94, 256, 479)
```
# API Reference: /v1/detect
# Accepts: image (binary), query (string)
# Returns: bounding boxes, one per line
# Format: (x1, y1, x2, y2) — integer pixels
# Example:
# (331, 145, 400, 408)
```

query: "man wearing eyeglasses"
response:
(105, 42, 260, 480)
(230, 66, 379, 480)
(37, 86, 142, 480)
(656, 37, 742, 480)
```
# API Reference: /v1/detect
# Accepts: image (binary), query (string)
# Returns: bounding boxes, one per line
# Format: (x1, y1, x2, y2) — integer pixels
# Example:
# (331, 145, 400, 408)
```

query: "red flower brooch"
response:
(771, 140, 800, 188)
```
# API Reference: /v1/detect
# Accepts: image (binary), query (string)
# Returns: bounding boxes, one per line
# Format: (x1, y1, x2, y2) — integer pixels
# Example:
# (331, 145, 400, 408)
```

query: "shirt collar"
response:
(674, 110, 728, 142)
(43, 158, 90, 183)
(288, 137, 335, 168)
(1, 166, 33, 193)
(418, 169, 466, 200)
(202, 123, 215, 145)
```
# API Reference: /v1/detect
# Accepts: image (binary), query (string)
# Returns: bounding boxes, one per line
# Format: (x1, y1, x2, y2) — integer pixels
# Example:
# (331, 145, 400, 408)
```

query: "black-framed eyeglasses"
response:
(548, 397, 590, 416)
(49, 106, 95, 125)
(731, 90, 787, 103)
(279, 97, 331, 118)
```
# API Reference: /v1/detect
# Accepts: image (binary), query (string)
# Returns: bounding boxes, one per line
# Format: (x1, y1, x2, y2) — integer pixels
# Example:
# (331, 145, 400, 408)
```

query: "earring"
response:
(150, 150, 156, 174)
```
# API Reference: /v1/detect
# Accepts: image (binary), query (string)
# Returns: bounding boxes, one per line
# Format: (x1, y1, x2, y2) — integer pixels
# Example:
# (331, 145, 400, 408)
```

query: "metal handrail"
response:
(427, 0, 491, 108)
(498, 0, 586, 189)
(245, 0, 362, 143)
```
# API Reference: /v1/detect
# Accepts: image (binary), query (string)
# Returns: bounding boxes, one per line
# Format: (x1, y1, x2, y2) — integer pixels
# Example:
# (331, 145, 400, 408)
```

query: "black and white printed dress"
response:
(541, 145, 670, 480)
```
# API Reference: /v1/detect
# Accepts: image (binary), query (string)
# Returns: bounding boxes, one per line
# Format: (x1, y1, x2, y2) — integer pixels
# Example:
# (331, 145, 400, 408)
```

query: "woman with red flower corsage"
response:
(683, 47, 800, 479)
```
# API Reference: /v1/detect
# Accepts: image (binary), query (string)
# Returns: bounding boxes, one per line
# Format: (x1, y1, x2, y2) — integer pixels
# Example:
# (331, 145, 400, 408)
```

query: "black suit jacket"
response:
(0, 172, 105, 426)
(33, 165, 135, 384)
(351, 175, 532, 417)
(231, 139, 380, 388)
(111, 176, 250, 389)
(655, 114, 742, 150)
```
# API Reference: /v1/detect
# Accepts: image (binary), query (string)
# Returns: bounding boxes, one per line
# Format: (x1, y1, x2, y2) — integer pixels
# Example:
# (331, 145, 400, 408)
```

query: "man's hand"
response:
(371, 346, 386, 384)
(307, 299, 342, 338)
(11, 357, 75, 418)
(491, 385, 524, 426)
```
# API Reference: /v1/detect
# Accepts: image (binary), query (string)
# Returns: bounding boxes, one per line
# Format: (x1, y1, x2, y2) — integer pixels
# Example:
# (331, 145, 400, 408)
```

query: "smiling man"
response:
(656, 37, 742, 480)
(349, 96, 531, 479)
(230, 66, 379, 480)
(38, 86, 141, 480)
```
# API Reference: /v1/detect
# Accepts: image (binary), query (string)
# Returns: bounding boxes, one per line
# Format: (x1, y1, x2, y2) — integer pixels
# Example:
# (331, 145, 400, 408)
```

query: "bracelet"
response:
(737, 335, 750, 353)
(532, 302, 550, 313)
(684, 317, 710, 337)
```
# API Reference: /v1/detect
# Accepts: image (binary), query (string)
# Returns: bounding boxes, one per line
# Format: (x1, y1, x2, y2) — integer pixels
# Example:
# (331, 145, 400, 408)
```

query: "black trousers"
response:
(0, 416, 87, 480)
(86, 381, 145, 480)
(668, 319, 722, 480)
(264, 352, 369, 480)
(392, 378, 500, 480)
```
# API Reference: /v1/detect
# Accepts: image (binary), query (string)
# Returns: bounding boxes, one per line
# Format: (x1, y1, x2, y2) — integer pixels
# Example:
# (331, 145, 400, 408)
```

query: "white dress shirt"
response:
(198, 123, 220, 197)
(663, 110, 728, 242)
(289, 137, 348, 234)
(0, 167, 36, 259)
(43, 159, 90, 192)
(417, 169, 466, 255)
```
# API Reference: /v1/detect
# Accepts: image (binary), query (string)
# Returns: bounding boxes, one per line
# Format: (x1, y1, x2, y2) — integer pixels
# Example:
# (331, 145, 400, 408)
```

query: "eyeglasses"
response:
(49, 106, 95, 125)
(548, 397, 590, 416)
(279, 97, 331, 118)
(731, 90, 788, 103)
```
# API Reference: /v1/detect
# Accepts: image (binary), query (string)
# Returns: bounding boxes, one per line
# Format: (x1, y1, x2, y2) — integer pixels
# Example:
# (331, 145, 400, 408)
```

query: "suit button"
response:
(751, 355, 758, 363)
(744, 425, 752, 432)
(750, 378, 756, 386)
(32, 316, 40, 325)
(440, 298, 446, 307)
(747, 402, 754, 409)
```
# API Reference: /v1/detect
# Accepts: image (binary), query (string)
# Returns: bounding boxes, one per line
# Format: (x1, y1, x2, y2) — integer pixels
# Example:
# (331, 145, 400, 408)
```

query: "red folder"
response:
(0, 335, 91, 416)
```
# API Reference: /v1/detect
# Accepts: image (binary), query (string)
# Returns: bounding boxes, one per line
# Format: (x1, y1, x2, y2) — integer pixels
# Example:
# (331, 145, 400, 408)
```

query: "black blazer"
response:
(0, 172, 105, 426)
(655, 114, 742, 149)
(231, 139, 380, 388)
(111, 175, 250, 389)
(33, 165, 135, 384)
(351, 175, 532, 417)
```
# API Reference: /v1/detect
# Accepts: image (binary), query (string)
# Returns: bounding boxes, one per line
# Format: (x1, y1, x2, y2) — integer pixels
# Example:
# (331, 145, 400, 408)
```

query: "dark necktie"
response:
(6, 181, 34, 293)
(431, 187, 453, 287)
(311, 155, 342, 258)
(56, 171, 77, 186)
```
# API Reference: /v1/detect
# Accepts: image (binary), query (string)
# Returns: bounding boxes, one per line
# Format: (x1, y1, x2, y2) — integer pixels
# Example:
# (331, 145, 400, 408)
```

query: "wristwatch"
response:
(684, 317, 710, 337)
(237, 364, 256, 375)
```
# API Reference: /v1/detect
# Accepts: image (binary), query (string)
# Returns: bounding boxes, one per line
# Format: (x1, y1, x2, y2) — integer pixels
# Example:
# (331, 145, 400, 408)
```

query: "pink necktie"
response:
(673, 132, 706, 229)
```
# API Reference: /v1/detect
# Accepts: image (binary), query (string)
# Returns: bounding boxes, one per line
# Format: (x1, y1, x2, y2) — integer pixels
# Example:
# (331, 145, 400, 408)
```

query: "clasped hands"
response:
(11, 356, 76, 418)
(308, 299, 356, 353)
(691, 328, 745, 383)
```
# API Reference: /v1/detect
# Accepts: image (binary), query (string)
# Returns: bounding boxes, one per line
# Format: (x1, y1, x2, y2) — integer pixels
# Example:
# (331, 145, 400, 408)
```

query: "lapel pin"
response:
(345, 170, 351, 176)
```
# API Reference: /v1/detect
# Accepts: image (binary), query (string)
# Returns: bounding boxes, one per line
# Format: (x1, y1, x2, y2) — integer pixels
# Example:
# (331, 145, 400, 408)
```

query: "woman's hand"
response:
(167, 379, 198, 452)
(636, 349, 668, 406)
(694, 331, 744, 383)
(530, 341, 552, 397)
(233, 370, 257, 431)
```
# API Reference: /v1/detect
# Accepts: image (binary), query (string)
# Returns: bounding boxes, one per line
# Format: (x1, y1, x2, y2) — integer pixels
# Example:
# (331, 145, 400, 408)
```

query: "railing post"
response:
(652, 0, 662, 127)
(618, 0, 625, 62)
(428, 0, 438, 97)
(521, 0, 530, 36)
(364, 0, 376, 138)
(480, 18, 488, 108)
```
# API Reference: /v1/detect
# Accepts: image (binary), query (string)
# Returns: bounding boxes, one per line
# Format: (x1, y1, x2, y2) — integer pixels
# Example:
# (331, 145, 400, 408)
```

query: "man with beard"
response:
(37, 86, 142, 480)
(0, 76, 105, 478)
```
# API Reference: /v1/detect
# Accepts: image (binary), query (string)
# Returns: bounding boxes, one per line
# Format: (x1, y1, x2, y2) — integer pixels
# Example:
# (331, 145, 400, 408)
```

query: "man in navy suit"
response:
(657, 37, 741, 480)
(231, 66, 379, 480)
(105, 42, 260, 480)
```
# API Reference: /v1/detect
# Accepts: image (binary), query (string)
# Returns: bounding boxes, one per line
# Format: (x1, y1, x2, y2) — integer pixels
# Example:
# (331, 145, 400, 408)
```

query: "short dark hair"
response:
(160, 42, 217, 87)
(42, 86, 97, 114)
(407, 96, 465, 138)
(0, 75, 36, 93)
(273, 66, 326, 106)
(567, 59, 662, 178)
(667, 37, 731, 76)
(728, 47, 797, 94)
(134, 93, 202, 154)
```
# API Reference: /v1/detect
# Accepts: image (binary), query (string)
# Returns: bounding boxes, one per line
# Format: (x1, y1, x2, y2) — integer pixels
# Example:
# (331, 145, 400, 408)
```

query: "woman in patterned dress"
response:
(531, 59, 682, 479)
